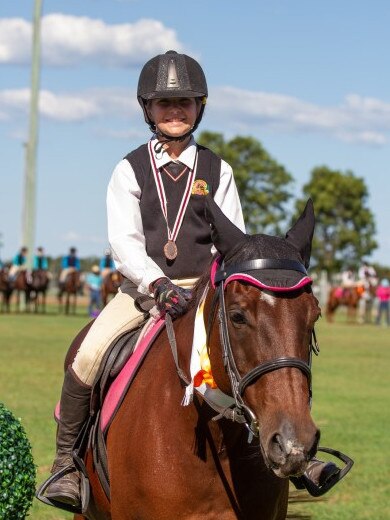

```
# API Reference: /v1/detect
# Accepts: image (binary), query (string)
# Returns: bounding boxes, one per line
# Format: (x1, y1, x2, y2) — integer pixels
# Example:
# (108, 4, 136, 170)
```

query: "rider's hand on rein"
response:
(152, 278, 192, 319)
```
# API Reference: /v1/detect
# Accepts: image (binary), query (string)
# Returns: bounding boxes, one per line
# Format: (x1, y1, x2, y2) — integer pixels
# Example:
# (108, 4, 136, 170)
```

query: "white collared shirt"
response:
(107, 136, 246, 295)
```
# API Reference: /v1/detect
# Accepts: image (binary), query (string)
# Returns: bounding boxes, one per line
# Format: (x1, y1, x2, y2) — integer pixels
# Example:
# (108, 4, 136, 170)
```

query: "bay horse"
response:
(325, 285, 364, 323)
(30, 269, 50, 313)
(101, 271, 123, 307)
(12, 270, 32, 312)
(65, 198, 327, 520)
(58, 271, 82, 315)
(0, 268, 13, 313)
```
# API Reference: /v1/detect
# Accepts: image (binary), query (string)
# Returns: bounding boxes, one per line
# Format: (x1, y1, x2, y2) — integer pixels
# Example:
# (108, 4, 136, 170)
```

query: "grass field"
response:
(0, 307, 389, 520)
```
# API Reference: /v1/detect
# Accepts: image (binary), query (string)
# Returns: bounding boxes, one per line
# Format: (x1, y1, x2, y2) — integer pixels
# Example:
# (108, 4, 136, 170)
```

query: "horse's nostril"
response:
(272, 433, 285, 455)
(268, 433, 287, 464)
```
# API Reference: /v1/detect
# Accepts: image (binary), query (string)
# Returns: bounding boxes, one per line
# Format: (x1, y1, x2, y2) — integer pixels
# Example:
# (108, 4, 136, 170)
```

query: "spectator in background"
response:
(59, 247, 81, 288)
(99, 248, 115, 280)
(376, 278, 390, 327)
(85, 265, 102, 317)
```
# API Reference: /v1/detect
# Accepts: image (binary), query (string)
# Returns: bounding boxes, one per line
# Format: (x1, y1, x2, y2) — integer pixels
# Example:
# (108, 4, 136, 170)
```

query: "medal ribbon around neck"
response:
(148, 140, 198, 258)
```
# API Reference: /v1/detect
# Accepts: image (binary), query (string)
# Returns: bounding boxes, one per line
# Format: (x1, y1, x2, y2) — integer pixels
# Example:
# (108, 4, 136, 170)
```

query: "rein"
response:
(209, 258, 319, 437)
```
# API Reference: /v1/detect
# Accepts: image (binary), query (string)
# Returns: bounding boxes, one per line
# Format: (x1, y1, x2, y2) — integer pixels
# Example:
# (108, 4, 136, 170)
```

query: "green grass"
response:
(0, 309, 389, 519)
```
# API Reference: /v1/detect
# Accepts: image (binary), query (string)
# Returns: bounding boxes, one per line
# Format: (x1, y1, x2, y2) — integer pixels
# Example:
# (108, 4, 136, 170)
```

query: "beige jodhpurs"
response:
(71, 278, 198, 385)
(60, 267, 76, 283)
(9, 265, 24, 278)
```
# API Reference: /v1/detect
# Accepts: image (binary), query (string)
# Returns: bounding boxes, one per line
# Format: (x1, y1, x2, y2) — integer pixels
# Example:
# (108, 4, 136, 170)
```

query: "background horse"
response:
(12, 270, 32, 312)
(326, 285, 364, 323)
(72, 199, 321, 520)
(29, 269, 50, 313)
(101, 271, 123, 307)
(58, 271, 82, 315)
(0, 268, 13, 313)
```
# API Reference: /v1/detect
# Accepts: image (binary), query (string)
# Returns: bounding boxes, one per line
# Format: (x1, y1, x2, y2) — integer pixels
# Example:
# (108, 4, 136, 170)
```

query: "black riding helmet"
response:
(137, 50, 208, 141)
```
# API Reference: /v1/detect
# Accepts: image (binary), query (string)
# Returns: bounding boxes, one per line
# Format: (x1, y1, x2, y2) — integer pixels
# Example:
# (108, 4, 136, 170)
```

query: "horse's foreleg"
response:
(72, 294, 77, 315)
(15, 291, 21, 313)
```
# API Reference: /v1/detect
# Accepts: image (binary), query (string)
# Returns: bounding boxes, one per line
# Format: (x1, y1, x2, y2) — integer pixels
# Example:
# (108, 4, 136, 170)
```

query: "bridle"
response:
(208, 258, 320, 437)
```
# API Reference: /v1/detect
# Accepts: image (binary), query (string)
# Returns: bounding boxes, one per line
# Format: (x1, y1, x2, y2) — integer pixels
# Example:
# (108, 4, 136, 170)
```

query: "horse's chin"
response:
(269, 458, 309, 479)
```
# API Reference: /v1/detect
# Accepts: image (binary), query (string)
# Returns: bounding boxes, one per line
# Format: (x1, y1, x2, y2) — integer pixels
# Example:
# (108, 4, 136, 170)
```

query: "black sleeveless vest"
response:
(67, 255, 77, 267)
(125, 144, 221, 280)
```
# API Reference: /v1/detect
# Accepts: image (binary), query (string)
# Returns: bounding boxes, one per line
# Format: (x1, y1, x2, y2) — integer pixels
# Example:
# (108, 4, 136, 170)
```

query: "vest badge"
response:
(191, 179, 209, 195)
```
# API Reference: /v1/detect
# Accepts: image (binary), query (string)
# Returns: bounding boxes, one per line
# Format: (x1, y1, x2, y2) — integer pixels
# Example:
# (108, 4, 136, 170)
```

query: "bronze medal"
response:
(164, 240, 178, 260)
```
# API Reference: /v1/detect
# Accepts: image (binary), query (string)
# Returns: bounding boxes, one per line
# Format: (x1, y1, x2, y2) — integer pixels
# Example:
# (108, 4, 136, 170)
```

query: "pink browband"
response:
(210, 257, 312, 292)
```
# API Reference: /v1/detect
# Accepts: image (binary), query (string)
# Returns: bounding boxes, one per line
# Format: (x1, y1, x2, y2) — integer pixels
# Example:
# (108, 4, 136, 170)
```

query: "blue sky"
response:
(1, 0, 389, 265)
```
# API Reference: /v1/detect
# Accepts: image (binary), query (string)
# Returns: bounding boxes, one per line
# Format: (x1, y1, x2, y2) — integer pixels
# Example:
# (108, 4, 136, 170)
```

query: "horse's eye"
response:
(229, 310, 247, 325)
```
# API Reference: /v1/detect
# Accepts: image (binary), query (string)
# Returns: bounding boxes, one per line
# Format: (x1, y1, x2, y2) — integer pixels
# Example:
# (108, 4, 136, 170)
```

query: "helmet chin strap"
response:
(153, 128, 194, 154)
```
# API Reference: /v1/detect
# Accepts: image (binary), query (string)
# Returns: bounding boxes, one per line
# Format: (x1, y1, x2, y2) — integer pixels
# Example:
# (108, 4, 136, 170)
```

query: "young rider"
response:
(41, 50, 340, 509)
(99, 248, 116, 280)
(59, 247, 81, 288)
(8, 246, 28, 281)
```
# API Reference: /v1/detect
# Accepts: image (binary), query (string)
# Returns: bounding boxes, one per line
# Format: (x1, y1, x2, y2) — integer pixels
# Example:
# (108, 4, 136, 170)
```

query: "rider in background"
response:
(40, 50, 341, 509)
(33, 246, 49, 271)
(8, 246, 28, 281)
(59, 247, 81, 289)
(99, 248, 115, 280)
(358, 260, 377, 286)
(357, 261, 378, 324)
(341, 266, 356, 294)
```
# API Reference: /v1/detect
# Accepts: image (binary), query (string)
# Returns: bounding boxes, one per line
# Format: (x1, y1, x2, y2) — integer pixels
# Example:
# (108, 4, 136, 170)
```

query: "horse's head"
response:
(204, 197, 320, 479)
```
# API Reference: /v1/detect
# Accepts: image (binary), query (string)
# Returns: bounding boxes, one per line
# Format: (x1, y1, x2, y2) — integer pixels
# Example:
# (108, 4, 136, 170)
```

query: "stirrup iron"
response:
(296, 446, 354, 497)
(36, 454, 90, 514)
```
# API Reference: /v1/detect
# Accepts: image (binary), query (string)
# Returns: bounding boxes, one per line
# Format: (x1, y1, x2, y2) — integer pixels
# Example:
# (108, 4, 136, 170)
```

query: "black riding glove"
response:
(152, 278, 192, 319)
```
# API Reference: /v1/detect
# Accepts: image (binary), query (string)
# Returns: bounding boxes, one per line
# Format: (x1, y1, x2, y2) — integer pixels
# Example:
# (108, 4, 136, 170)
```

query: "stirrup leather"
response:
(293, 446, 354, 497)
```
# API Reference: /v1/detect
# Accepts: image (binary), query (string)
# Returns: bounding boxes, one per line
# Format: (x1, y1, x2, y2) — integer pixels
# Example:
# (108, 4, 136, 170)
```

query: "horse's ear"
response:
(204, 196, 247, 257)
(285, 199, 315, 268)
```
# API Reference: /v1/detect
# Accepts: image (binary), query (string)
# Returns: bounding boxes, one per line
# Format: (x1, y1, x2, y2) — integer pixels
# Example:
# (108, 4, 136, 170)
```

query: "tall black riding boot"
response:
(44, 367, 92, 508)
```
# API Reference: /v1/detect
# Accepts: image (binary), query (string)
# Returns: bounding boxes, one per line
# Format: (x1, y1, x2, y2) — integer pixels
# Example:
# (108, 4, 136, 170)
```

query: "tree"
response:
(294, 166, 377, 273)
(197, 132, 294, 234)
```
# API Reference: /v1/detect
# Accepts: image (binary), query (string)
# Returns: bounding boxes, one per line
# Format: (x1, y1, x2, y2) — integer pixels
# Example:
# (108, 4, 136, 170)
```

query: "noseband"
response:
(209, 258, 319, 437)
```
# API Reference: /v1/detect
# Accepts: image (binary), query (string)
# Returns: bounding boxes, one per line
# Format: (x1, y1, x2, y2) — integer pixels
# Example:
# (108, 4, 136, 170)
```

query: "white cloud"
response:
(0, 87, 138, 122)
(208, 87, 390, 145)
(61, 231, 105, 245)
(1, 85, 390, 146)
(0, 14, 183, 67)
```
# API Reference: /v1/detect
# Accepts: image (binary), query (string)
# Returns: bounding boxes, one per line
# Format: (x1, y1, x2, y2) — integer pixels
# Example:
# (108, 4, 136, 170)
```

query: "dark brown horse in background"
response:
(12, 270, 33, 312)
(0, 267, 13, 312)
(30, 269, 51, 313)
(70, 199, 323, 520)
(58, 271, 82, 315)
(326, 285, 365, 323)
(101, 271, 123, 307)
